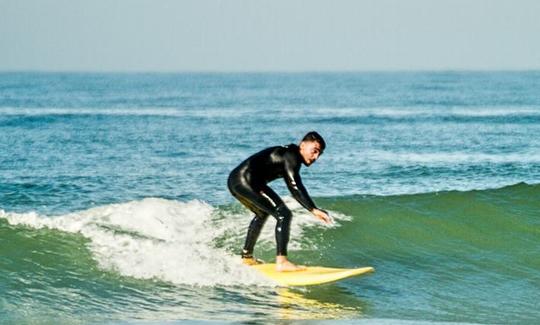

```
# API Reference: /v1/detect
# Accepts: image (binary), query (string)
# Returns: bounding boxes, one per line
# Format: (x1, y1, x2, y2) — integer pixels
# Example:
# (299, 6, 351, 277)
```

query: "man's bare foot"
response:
(242, 257, 264, 265)
(275, 256, 306, 272)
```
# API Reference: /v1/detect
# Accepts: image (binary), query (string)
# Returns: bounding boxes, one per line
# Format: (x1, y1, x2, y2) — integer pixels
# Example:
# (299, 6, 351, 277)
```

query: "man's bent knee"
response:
(275, 204, 292, 221)
(275, 204, 292, 234)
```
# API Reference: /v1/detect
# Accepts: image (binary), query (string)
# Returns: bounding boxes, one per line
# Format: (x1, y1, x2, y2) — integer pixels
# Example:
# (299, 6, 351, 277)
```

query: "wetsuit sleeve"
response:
(283, 155, 317, 211)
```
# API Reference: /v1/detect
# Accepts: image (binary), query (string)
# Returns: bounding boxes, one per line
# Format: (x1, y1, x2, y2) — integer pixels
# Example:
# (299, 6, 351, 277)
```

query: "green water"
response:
(2, 183, 538, 324)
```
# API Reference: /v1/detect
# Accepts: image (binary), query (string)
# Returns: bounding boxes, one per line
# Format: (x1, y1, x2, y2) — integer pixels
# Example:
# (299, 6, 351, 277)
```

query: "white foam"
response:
(2, 106, 539, 119)
(341, 150, 540, 165)
(0, 196, 351, 286)
(299, 106, 540, 119)
(0, 199, 274, 287)
(447, 107, 540, 117)
(0, 107, 249, 118)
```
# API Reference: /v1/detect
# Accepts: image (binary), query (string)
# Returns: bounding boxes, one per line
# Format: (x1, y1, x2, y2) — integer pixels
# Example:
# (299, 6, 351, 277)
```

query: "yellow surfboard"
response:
(251, 264, 374, 286)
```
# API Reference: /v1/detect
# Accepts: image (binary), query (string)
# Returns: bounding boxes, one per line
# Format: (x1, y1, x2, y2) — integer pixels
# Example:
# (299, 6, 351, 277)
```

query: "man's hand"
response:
(312, 208, 332, 224)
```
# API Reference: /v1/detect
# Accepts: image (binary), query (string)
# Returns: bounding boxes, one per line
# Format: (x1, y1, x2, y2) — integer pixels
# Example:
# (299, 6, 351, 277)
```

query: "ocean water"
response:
(0, 72, 539, 324)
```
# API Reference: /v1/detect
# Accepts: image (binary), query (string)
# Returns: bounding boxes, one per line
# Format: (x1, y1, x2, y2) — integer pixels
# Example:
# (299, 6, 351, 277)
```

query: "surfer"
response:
(228, 131, 331, 272)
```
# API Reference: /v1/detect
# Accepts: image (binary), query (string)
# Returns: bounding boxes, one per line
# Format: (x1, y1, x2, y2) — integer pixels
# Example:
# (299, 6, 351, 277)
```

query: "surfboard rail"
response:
(251, 263, 375, 286)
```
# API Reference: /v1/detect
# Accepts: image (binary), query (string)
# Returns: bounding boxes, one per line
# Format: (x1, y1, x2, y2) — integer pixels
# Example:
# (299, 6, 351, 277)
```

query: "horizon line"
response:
(1, 68, 540, 74)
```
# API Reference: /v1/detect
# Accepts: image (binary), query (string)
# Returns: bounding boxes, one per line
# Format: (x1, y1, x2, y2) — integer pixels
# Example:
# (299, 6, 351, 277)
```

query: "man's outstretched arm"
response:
(284, 165, 317, 211)
(283, 160, 331, 224)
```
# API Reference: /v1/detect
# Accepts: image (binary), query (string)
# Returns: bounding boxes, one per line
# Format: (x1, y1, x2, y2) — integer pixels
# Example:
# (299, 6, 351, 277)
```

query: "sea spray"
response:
(2, 199, 268, 286)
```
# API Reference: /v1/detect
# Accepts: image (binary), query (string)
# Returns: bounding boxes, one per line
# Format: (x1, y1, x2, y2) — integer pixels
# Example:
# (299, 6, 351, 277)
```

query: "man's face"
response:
(299, 141, 322, 166)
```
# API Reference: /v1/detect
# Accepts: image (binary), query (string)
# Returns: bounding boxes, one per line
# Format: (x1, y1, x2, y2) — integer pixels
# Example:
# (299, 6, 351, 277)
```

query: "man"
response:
(227, 131, 331, 272)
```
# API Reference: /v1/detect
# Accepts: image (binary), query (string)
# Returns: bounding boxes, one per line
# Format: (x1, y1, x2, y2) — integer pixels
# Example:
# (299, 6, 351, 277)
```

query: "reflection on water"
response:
(274, 287, 363, 320)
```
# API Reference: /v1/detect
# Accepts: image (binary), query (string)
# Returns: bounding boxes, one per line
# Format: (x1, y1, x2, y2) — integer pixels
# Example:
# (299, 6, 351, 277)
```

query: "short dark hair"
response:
(301, 131, 326, 152)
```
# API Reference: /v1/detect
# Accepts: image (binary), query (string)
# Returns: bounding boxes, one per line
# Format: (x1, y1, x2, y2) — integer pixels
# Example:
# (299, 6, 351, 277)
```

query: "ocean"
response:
(0, 72, 539, 324)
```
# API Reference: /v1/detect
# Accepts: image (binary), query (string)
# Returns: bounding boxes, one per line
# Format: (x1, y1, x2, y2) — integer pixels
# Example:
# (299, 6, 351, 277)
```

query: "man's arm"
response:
(283, 157, 317, 211)
(283, 151, 332, 224)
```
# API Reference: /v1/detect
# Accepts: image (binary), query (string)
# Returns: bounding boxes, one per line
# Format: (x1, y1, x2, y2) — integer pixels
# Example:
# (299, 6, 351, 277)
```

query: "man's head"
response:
(299, 131, 326, 166)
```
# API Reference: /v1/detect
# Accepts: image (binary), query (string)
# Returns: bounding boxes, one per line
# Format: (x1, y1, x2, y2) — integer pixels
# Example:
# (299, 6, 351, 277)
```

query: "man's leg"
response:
(241, 212, 269, 261)
(229, 182, 304, 271)
(258, 186, 305, 271)
(229, 186, 275, 262)
(236, 197, 269, 259)
(234, 185, 292, 256)
(257, 186, 293, 256)
(273, 203, 292, 256)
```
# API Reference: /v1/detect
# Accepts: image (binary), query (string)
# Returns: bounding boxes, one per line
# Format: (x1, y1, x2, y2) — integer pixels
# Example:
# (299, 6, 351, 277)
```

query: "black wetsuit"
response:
(227, 144, 317, 257)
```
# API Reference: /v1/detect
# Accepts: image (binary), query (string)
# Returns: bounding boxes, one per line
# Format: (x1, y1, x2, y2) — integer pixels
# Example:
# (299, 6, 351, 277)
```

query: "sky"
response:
(1, 0, 539, 72)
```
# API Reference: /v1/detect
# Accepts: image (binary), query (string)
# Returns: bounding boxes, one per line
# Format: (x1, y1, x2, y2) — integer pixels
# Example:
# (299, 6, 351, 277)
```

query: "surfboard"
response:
(251, 263, 374, 286)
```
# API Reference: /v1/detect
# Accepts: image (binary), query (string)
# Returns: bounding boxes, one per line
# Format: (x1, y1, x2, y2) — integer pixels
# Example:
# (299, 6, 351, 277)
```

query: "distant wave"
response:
(1, 106, 540, 118)
(0, 107, 245, 117)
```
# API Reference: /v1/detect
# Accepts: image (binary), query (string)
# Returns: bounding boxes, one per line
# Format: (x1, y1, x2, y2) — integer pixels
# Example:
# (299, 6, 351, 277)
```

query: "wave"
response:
(1, 183, 538, 324)
(1, 199, 263, 286)
(317, 182, 539, 275)
(1, 106, 539, 118)
(343, 150, 540, 165)
(0, 197, 348, 287)
(1, 183, 538, 288)
(0, 107, 242, 118)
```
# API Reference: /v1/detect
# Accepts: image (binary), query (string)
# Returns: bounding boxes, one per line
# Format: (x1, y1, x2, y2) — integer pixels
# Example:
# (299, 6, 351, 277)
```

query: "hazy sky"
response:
(1, 0, 539, 72)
